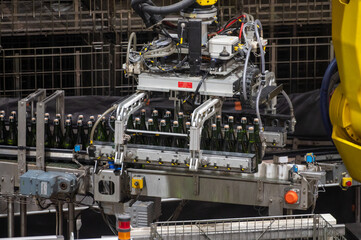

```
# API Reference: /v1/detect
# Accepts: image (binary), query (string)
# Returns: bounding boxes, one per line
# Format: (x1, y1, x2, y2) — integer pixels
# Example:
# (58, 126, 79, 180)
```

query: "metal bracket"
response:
(36, 90, 65, 171)
(257, 180, 264, 202)
(189, 98, 222, 171)
(0, 175, 15, 194)
(18, 89, 47, 178)
(114, 91, 147, 165)
(193, 175, 200, 196)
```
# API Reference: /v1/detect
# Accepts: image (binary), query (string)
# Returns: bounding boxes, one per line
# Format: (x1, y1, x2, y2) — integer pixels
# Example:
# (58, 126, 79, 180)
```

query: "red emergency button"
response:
(284, 190, 298, 204)
(346, 181, 352, 187)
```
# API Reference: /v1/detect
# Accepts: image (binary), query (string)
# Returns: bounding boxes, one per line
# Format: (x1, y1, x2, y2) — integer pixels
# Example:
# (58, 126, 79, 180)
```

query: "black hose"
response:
(141, 0, 196, 15)
(320, 58, 337, 139)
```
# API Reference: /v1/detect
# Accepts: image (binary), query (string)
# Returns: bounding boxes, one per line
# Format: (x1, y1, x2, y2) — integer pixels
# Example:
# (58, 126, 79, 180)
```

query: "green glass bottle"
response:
(185, 121, 191, 149)
(159, 119, 170, 147)
(26, 118, 32, 147)
(223, 125, 236, 152)
(66, 114, 73, 123)
(84, 121, 93, 149)
(134, 117, 143, 144)
(63, 119, 74, 149)
(52, 119, 63, 148)
(215, 115, 223, 150)
(236, 126, 248, 153)
(151, 110, 159, 131)
(178, 112, 185, 133)
(75, 120, 86, 150)
(56, 113, 62, 120)
(164, 111, 172, 132)
(253, 118, 262, 163)
(109, 116, 115, 142)
(44, 117, 52, 148)
(10, 111, 17, 122)
(200, 120, 210, 150)
(140, 109, 147, 130)
(94, 115, 106, 141)
(241, 117, 249, 143)
(228, 116, 236, 140)
(29, 117, 37, 147)
(248, 126, 259, 171)
(210, 124, 219, 151)
(78, 115, 84, 122)
(127, 114, 134, 129)
(178, 112, 185, 147)
(0, 115, 7, 145)
(171, 121, 180, 148)
(147, 118, 159, 145)
(89, 115, 95, 124)
(7, 116, 17, 146)
(164, 111, 173, 145)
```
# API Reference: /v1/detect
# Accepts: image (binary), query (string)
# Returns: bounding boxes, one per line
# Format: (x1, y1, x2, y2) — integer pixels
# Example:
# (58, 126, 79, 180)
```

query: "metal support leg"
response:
(7, 197, 14, 237)
(58, 201, 64, 236)
(20, 197, 27, 236)
(68, 202, 75, 239)
(356, 186, 360, 223)
(268, 197, 283, 216)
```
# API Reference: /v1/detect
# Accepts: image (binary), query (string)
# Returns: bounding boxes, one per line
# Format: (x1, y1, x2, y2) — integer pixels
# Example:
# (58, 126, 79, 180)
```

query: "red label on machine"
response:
(178, 82, 193, 89)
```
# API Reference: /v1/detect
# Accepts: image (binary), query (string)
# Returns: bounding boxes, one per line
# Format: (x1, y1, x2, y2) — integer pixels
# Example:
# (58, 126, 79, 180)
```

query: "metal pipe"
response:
(7, 197, 14, 237)
(0, 206, 90, 218)
(126, 129, 187, 137)
(20, 197, 27, 236)
(68, 202, 75, 239)
(58, 202, 64, 236)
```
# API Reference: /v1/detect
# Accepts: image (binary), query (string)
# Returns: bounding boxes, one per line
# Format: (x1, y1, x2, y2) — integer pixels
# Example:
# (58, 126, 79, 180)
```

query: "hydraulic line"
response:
(281, 90, 295, 133)
(320, 58, 337, 139)
(255, 84, 264, 131)
(135, 0, 196, 15)
(254, 19, 265, 75)
(242, 47, 252, 100)
(126, 32, 137, 73)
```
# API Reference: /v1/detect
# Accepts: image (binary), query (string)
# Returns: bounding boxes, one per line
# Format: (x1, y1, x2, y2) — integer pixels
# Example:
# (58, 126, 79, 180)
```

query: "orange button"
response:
(284, 190, 298, 204)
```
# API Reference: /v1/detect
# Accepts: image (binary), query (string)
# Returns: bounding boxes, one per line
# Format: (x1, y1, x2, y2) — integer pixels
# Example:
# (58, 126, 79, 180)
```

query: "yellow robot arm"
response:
(330, 0, 361, 181)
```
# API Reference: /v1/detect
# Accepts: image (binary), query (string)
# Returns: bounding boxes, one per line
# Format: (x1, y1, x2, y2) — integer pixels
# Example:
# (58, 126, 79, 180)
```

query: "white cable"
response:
(281, 90, 295, 132)
(254, 19, 265, 75)
(256, 84, 264, 131)
(242, 47, 252, 101)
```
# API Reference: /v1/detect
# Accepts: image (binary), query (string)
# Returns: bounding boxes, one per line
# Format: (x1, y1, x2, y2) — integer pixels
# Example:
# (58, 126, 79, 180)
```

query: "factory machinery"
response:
(0, 0, 357, 239)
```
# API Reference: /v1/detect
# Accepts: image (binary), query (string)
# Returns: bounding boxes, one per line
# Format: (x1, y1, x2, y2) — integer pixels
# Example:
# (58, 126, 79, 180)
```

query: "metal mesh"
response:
(266, 36, 333, 93)
(0, 44, 115, 97)
(0, 0, 333, 97)
(151, 214, 346, 240)
(0, 36, 332, 97)
(0, 0, 331, 36)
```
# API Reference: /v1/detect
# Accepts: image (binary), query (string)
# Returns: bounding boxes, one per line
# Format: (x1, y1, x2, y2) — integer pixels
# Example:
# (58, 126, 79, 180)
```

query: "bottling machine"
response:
(0, 0, 357, 239)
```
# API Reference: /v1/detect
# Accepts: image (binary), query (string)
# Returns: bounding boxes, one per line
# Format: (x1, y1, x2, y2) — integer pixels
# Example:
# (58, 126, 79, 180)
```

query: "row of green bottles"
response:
(201, 116, 262, 162)
(0, 115, 18, 146)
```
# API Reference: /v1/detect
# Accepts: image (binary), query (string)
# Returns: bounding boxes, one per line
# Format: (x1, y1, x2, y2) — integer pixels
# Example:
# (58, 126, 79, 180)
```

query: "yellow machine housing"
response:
(196, 0, 217, 6)
(330, 0, 361, 181)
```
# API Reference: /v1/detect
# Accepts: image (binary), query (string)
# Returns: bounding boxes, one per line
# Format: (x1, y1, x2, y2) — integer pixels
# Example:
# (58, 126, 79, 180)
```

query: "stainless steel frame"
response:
(36, 90, 65, 170)
(18, 89, 47, 178)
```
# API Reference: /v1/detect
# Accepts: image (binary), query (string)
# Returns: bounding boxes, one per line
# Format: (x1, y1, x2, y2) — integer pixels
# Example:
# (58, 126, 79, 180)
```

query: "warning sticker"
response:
(178, 82, 193, 89)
